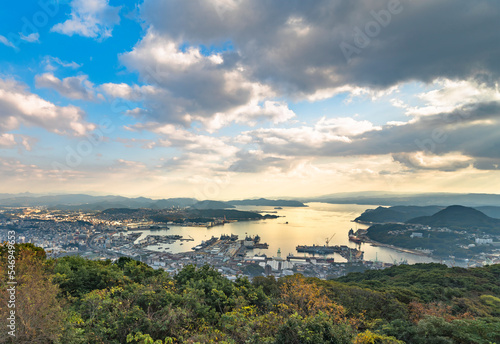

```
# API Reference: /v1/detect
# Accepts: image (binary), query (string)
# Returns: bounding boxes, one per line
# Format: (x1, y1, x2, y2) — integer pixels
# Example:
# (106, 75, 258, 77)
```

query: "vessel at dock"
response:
(348, 228, 363, 244)
(296, 233, 364, 262)
(348, 235, 362, 244)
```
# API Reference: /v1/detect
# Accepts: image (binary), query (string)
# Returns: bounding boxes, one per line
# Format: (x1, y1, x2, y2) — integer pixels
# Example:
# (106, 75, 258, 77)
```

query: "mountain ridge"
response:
(406, 205, 500, 233)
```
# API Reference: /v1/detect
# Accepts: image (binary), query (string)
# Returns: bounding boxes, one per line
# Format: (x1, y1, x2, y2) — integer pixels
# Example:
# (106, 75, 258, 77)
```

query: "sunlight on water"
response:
(134, 203, 438, 264)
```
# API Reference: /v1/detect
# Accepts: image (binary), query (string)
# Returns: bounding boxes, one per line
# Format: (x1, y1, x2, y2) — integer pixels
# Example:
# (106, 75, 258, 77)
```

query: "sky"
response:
(0, 0, 500, 200)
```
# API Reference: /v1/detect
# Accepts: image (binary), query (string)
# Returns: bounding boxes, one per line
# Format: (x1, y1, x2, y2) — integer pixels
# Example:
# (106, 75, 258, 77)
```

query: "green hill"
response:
(407, 205, 500, 233)
(356, 206, 443, 223)
(190, 200, 235, 209)
(229, 198, 307, 207)
(2, 244, 499, 344)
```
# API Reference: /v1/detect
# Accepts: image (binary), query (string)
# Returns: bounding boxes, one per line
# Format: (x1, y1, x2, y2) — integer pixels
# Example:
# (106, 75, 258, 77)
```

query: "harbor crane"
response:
(325, 233, 336, 246)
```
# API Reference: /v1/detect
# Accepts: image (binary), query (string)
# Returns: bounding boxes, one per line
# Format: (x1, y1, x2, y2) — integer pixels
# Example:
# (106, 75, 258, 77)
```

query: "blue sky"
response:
(1, 0, 499, 199)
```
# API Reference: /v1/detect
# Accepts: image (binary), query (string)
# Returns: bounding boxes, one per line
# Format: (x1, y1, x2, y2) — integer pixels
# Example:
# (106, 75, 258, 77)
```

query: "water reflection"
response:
(133, 203, 438, 265)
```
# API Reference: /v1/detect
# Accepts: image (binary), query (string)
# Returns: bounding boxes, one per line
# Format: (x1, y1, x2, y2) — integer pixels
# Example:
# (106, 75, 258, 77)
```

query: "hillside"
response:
(476, 206, 500, 219)
(190, 209, 276, 220)
(355, 206, 443, 223)
(190, 200, 235, 209)
(0, 194, 307, 210)
(1, 245, 499, 344)
(228, 198, 307, 207)
(407, 205, 500, 232)
(309, 192, 500, 207)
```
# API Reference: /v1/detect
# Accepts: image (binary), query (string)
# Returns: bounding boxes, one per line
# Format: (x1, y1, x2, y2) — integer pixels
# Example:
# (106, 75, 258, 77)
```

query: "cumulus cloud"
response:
(396, 79, 500, 117)
(233, 100, 500, 171)
(139, 0, 500, 97)
(118, 29, 296, 129)
(228, 150, 294, 173)
(112, 0, 500, 130)
(392, 152, 472, 172)
(0, 78, 95, 136)
(0, 134, 16, 148)
(35, 73, 97, 100)
(128, 123, 240, 174)
(51, 0, 121, 40)
(100, 82, 157, 101)
(134, 123, 238, 157)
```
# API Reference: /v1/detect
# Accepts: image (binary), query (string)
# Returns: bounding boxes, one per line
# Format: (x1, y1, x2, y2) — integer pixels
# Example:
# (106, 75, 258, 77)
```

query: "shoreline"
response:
(360, 237, 432, 257)
(353, 219, 432, 257)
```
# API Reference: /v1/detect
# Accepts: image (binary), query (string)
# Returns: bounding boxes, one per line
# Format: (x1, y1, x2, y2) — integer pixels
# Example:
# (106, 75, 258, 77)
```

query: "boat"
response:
(348, 228, 362, 244)
(296, 244, 337, 254)
(349, 235, 362, 244)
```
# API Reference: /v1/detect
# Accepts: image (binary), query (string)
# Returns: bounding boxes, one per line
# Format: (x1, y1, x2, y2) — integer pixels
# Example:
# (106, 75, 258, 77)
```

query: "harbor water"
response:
(134, 202, 439, 265)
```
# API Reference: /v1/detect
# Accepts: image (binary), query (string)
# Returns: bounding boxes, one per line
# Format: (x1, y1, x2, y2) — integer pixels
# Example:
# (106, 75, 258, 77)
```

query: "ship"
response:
(296, 244, 337, 254)
(348, 235, 362, 244)
(348, 228, 362, 244)
(296, 232, 364, 261)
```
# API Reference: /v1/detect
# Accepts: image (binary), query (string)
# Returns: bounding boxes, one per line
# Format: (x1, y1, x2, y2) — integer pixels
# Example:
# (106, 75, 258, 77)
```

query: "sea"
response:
(131, 202, 446, 265)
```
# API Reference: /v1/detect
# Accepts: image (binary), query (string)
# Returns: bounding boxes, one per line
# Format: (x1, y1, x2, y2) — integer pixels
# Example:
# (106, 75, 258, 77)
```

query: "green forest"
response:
(1, 244, 499, 344)
(365, 223, 490, 258)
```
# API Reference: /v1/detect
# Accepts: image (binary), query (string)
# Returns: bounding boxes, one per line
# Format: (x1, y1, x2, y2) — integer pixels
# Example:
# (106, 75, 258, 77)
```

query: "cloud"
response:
(397, 79, 500, 117)
(35, 73, 97, 100)
(233, 99, 500, 171)
(0, 78, 95, 136)
(392, 152, 472, 172)
(134, 123, 238, 157)
(138, 0, 500, 98)
(0, 133, 36, 151)
(0, 134, 16, 148)
(51, 0, 121, 40)
(100, 82, 157, 101)
(19, 32, 40, 43)
(228, 150, 294, 173)
(119, 29, 295, 129)
(43, 56, 82, 71)
(0, 35, 16, 49)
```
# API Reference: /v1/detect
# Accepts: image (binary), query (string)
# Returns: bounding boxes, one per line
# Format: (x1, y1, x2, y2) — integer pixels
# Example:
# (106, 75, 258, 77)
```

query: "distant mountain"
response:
(0, 194, 309, 210)
(0, 192, 39, 200)
(475, 206, 500, 219)
(355, 206, 444, 223)
(0, 194, 138, 207)
(150, 198, 197, 209)
(406, 205, 500, 232)
(229, 198, 307, 207)
(191, 200, 235, 210)
(0, 194, 198, 210)
(308, 192, 500, 207)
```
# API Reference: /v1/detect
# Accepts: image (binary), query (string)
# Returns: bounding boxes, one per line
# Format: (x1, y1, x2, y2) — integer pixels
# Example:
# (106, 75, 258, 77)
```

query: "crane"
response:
(325, 233, 336, 246)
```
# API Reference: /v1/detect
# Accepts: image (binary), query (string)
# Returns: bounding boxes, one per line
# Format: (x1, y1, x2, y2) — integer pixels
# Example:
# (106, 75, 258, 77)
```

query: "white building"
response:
(475, 238, 493, 245)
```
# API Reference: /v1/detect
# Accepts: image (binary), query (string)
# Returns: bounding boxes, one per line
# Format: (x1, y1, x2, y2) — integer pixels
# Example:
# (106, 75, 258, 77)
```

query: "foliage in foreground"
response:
(0, 244, 499, 344)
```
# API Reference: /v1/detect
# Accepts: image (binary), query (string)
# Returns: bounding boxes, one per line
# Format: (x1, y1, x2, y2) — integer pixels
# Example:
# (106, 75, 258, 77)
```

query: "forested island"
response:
(358, 206, 500, 259)
(98, 207, 279, 224)
(1, 244, 499, 343)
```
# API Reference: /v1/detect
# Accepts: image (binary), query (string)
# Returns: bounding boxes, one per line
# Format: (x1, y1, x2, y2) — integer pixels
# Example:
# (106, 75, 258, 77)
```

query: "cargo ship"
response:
(296, 244, 364, 261)
(296, 244, 337, 254)
(348, 228, 362, 244)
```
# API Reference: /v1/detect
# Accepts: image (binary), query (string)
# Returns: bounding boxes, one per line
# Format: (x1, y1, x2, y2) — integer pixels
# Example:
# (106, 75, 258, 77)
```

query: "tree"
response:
(0, 245, 66, 344)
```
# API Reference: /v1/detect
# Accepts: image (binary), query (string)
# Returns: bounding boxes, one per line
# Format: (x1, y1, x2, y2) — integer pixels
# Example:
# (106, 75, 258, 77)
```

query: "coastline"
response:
(353, 220, 433, 258)
(360, 236, 432, 257)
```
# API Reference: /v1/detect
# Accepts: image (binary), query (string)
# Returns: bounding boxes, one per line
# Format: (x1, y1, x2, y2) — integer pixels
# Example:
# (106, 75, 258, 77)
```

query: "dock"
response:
(296, 244, 364, 262)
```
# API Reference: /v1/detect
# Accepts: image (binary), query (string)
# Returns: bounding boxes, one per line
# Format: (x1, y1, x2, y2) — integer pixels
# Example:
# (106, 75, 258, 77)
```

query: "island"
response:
(355, 205, 500, 259)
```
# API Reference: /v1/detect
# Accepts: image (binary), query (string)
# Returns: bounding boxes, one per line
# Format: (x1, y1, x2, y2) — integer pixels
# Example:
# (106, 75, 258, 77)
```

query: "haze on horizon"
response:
(1, 0, 500, 199)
